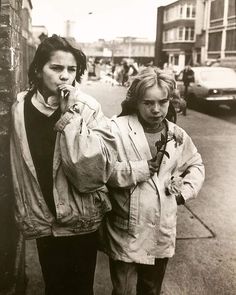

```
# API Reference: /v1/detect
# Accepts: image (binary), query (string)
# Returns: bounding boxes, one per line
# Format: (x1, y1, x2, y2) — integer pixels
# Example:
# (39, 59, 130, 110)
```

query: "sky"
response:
(31, 0, 175, 42)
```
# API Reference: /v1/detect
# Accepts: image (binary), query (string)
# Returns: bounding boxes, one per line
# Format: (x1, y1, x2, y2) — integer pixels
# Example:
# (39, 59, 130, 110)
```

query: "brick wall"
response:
(0, 0, 26, 294)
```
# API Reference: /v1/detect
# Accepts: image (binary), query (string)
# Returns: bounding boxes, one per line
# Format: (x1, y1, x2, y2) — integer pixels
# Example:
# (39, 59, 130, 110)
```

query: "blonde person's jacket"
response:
(10, 87, 117, 239)
(102, 114, 205, 265)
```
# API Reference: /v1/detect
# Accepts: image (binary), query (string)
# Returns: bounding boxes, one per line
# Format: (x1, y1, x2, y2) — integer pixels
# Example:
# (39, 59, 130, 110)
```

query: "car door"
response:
(189, 70, 206, 101)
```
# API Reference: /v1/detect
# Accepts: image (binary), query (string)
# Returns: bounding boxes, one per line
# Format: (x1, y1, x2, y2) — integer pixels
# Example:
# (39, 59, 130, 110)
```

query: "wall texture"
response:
(0, 0, 25, 294)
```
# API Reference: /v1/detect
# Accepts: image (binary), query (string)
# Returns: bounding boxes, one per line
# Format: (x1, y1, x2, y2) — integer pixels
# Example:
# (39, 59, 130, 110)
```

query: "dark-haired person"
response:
(101, 67, 205, 295)
(10, 34, 117, 295)
(182, 65, 194, 115)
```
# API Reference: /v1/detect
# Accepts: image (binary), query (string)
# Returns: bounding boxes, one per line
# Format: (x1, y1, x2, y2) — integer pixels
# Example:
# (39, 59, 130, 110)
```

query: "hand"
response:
(175, 194, 185, 205)
(147, 159, 159, 176)
(58, 84, 77, 113)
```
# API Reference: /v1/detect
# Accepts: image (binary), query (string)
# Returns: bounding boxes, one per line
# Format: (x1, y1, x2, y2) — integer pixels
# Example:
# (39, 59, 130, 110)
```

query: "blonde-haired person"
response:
(101, 67, 205, 295)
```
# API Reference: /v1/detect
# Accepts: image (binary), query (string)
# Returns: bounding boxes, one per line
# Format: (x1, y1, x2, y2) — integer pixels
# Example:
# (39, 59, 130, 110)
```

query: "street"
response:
(26, 80, 236, 295)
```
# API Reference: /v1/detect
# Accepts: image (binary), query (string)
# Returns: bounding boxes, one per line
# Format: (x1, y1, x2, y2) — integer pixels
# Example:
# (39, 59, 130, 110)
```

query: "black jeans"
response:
(110, 257, 169, 295)
(36, 232, 97, 295)
(183, 84, 190, 115)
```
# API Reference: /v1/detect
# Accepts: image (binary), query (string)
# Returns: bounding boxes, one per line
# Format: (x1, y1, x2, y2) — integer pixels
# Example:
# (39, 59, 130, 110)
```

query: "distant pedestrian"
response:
(100, 67, 205, 295)
(122, 61, 130, 86)
(10, 34, 117, 295)
(182, 65, 194, 115)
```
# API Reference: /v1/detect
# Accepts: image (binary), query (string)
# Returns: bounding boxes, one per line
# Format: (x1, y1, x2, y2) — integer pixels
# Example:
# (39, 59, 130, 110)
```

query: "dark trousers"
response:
(183, 84, 189, 115)
(36, 232, 97, 295)
(109, 257, 168, 295)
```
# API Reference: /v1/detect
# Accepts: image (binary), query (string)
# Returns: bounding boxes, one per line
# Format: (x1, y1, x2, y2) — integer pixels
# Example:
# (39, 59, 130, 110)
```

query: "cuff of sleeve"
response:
(130, 160, 150, 183)
(54, 112, 74, 132)
(181, 185, 195, 202)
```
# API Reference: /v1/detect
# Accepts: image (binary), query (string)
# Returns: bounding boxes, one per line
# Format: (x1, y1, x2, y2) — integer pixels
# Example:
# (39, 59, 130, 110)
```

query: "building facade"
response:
(155, 0, 236, 70)
(80, 37, 155, 65)
(205, 0, 236, 60)
(155, 0, 196, 72)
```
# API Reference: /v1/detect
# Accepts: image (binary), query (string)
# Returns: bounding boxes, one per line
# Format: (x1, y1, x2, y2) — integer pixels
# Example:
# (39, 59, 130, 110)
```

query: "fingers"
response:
(147, 160, 159, 176)
(57, 84, 74, 91)
(60, 89, 69, 99)
(57, 85, 77, 113)
(149, 167, 157, 176)
(58, 84, 75, 98)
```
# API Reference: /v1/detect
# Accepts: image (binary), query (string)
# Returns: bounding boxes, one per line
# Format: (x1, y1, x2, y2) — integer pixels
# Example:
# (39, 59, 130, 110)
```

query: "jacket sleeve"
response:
(107, 120, 150, 188)
(107, 159, 150, 188)
(10, 103, 27, 223)
(55, 98, 117, 193)
(177, 134, 205, 201)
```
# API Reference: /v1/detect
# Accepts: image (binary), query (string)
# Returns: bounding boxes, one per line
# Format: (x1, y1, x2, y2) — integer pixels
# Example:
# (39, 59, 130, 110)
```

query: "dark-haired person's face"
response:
(137, 84, 169, 127)
(39, 50, 77, 98)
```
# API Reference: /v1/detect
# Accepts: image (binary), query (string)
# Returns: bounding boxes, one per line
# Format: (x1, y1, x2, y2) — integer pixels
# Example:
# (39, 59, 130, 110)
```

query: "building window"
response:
(192, 6, 196, 18)
(164, 5, 182, 22)
(226, 29, 236, 51)
(185, 27, 189, 40)
(163, 31, 168, 42)
(174, 54, 179, 65)
(164, 4, 196, 22)
(185, 27, 195, 41)
(210, 0, 224, 20)
(164, 10, 169, 22)
(190, 28, 195, 40)
(186, 6, 191, 18)
(163, 27, 194, 42)
(179, 27, 183, 40)
(185, 4, 196, 18)
(208, 31, 222, 51)
(228, 0, 236, 17)
(179, 5, 183, 18)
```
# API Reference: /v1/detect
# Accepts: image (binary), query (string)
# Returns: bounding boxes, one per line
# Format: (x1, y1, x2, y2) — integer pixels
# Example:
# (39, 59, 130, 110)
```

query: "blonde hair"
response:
(120, 67, 176, 116)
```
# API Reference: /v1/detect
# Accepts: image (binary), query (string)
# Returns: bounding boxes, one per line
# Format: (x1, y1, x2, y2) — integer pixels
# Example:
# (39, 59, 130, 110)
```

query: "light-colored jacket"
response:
(102, 114, 205, 265)
(10, 88, 117, 239)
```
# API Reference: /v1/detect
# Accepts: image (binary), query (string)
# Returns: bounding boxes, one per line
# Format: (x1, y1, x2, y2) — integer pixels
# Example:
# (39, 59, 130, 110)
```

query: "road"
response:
(26, 80, 236, 295)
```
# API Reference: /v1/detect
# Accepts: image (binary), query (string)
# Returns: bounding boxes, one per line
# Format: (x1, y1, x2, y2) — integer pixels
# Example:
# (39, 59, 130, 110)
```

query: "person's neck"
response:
(138, 114, 164, 133)
(38, 84, 59, 103)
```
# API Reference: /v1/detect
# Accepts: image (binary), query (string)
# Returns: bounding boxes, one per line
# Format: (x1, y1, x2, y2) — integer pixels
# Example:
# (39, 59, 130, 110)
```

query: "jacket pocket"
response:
(93, 190, 112, 214)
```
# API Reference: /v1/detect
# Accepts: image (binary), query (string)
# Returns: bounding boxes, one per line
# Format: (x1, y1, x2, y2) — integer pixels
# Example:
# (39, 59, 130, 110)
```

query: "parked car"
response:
(176, 67, 236, 108)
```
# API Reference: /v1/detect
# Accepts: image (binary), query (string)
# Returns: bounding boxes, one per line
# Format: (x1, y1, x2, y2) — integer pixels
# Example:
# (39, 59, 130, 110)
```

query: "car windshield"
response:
(199, 68, 236, 83)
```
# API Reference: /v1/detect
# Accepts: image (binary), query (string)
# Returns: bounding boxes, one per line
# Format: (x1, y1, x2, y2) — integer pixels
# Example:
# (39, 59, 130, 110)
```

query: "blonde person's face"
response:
(40, 50, 77, 97)
(137, 84, 169, 127)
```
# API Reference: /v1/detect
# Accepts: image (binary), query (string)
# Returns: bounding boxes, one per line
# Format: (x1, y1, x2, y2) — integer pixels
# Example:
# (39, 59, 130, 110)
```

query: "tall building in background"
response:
(155, 0, 236, 70)
(155, 0, 196, 72)
(65, 20, 76, 38)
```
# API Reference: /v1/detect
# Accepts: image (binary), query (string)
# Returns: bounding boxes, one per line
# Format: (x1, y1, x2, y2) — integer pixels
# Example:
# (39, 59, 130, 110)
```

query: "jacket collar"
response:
(127, 114, 152, 160)
(127, 114, 177, 163)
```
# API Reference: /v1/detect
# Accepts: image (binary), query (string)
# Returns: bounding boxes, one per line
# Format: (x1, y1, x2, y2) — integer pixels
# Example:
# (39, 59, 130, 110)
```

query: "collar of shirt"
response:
(31, 91, 59, 117)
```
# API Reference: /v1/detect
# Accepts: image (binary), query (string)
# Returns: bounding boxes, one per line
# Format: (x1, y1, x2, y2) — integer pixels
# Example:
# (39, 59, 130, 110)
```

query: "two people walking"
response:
(10, 35, 204, 295)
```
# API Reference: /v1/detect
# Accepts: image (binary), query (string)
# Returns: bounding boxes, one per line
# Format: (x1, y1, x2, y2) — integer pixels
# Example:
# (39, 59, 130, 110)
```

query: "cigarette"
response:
(60, 90, 65, 99)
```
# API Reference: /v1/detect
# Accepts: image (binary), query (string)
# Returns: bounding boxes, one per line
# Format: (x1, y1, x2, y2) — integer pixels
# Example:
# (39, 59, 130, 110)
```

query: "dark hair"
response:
(28, 34, 87, 89)
(119, 67, 176, 116)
